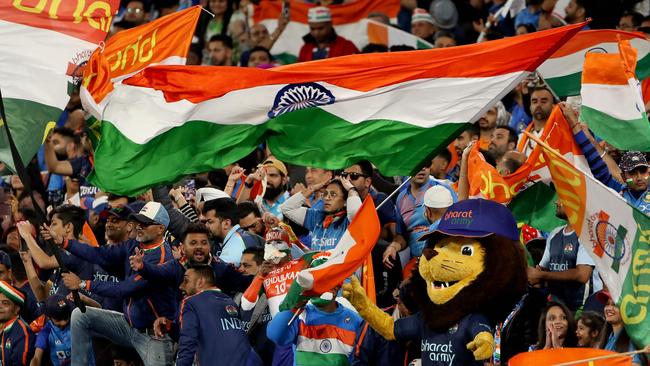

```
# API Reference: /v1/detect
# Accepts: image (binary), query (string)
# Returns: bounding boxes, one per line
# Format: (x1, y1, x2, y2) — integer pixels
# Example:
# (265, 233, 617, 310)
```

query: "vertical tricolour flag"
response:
(0, 1, 118, 170)
(252, 0, 409, 64)
(538, 30, 650, 97)
(296, 197, 381, 296)
(88, 23, 585, 195)
(81, 6, 201, 120)
(536, 133, 650, 349)
(580, 39, 650, 151)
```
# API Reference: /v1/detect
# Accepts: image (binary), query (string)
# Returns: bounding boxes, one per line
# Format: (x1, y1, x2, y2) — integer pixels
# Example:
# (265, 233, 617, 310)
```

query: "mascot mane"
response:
(409, 234, 527, 331)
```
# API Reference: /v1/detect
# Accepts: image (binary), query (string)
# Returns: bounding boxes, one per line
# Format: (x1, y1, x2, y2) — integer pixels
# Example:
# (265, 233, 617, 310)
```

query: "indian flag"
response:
(538, 29, 650, 97)
(580, 39, 650, 151)
(81, 6, 201, 120)
(0, 1, 117, 170)
(89, 23, 584, 195)
(252, 0, 428, 64)
(296, 197, 380, 296)
(510, 348, 633, 365)
(537, 133, 650, 349)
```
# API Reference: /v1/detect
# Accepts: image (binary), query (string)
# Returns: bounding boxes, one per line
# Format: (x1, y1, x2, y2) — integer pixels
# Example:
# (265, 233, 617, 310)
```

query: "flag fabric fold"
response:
(536, 133, 650, 349)
(538, 29, 650, 97)
(510, 348, 632, 366)
(296, 197, 380, 296)
(0, 1, 118, 170)
(580, 38, 650, 151)
(89, 23, 585, 195)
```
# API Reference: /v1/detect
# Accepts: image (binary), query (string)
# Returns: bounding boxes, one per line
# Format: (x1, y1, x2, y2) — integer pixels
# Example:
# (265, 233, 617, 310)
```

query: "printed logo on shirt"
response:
(563, 243, 574, 253)
(448, 324, 458, 334)
(320, 339, 333, 353)
(4, 338, 10, 349)
(421, 340, 455, 364)
(225, 305, 238, 316)
(344, 316, 350, 324)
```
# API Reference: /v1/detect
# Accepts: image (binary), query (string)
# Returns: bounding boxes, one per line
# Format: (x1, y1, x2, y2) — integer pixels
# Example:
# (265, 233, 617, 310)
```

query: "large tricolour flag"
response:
(536, 134, 650, 349)
(89, 22, 585, 195)
(81, 6, 201, 120)
(580, 39, 650, 151)
(252, 0, 428, 64)
(538, 30, 650, 97)
(0, 1, 118, 170)
(296, 197, 381, 296)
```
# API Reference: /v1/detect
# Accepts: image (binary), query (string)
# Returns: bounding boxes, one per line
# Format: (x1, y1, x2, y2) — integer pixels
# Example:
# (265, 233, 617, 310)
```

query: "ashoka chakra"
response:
(268, 83, 335, 118)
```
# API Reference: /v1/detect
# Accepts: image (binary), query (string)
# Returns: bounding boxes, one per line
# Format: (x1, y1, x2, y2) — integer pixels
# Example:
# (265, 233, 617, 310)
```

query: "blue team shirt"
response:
(394, 312, 492, 366)
(35, 321, 95, 366)
(304, 209, 350, 251)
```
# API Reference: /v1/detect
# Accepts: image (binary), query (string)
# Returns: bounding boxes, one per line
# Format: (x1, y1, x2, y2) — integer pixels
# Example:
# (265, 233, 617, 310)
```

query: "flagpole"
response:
(523, 130, 571, 163)
(0, 88, 86, 313)
(375, 176, 411, 211)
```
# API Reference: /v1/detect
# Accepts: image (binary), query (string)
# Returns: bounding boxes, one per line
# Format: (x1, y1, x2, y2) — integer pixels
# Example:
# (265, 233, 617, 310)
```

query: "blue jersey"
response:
(35, 321, 95, 366)
(394, 312, 492, 366)
(303, 209, 350, 251)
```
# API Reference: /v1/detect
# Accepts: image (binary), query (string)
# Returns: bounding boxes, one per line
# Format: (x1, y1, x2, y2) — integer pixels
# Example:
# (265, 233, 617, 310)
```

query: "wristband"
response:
(244, 181, 254, 189)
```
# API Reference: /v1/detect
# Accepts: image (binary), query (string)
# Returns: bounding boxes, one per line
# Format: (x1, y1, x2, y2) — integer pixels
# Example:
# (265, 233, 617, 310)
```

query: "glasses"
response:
(339, 172, 367, 180)
(126, 8, 143, 14)
(322, 190, 340, 199)
(240, 219, 261, 231)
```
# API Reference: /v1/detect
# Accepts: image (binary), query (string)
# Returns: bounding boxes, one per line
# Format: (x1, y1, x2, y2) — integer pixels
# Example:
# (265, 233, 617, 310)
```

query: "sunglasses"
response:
(240, 219, 261, 231)
(339, 172, 368, 180)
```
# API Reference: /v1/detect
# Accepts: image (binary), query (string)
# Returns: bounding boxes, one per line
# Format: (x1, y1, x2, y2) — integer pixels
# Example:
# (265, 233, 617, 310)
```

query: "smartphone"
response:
(184, 179, 196, 201)
(281, 1, 290, 19)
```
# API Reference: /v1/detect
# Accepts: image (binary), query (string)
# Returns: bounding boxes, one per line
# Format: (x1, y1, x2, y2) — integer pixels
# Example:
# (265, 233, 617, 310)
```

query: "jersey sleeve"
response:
(576, 243, 595, 266)
(467, 313, 492, 338)
(34, 323, 50, 350)
(393, 313, 422, 341)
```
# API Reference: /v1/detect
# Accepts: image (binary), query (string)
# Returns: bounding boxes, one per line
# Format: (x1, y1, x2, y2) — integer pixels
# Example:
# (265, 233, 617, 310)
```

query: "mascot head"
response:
(411, 199, 527, 330)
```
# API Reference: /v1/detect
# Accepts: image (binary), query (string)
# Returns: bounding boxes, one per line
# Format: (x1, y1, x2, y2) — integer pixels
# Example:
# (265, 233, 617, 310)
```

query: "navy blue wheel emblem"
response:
(268, 83, 335, 118)
(595, 221, 626, 261)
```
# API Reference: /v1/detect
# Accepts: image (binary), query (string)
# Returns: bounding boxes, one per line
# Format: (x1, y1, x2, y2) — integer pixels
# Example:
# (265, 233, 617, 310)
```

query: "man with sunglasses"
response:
(55, 202, 177, 366)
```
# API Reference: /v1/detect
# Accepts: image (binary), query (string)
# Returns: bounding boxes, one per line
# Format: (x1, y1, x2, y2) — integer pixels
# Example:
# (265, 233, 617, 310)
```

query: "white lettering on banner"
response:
(549, 262, 569, 271)
(421, 340, 456, 364)
(220, 317, 243, 331)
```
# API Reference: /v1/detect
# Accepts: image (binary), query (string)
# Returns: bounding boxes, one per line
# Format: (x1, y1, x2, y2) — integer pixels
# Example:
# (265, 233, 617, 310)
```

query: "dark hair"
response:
(202, 198, 238, 225)
(248, 46, 273, 61)
(531, 85, 556, 103)
(209, 34, 233, 49)
(516, 23, 537, 34)
(183, 222, 210, 242)
(51, 204, 87, 239)
(127, 0, 152, 12)
(574, 0, 592, 18)
(465, 124, 480, 138)
(503, 154, 524, 174)
(434, 30, 455, 41)
(7, 250, 25, 282)
(237, 201, 261, 219)
(622, 11, 644, 28)
(361, 43, 389, 53)
(497, 125, 519, 147)
(326, 180, 348, 202)
(353, 160, 374, 178)
(106, 193, 135, 204)
(389, 45, 415, 52)
(242, 247, 264, 265)
(207, 169, 228, 189)
(52, 127, 78, 145)
(187, 264, 215, 285)
(434, 149, 452, 165)
(536, 301, 578, 349)
(577, 311, 605, 342)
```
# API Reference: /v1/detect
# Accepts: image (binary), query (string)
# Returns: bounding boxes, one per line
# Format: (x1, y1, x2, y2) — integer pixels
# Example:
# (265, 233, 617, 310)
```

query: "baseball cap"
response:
(91, 195, 110, 217)
(127, 200, 146, 214)
(196, 187, 229, 202)
(420, 198, 518, 244)
(0, 250, 11, 270)
(619, 151, 649, 173)
(411, 8, 434, 25)
(0, 281, 24, 307)
(430, 0, 458, 29)
(308, 6, 332, 23)
(107, 205, 134, 220)
(423, 186, 454, 209)
(129, 202, 170, 228)
(595, 290, 613, 305)
(261, 158, 288, 177)
(45, 294, 74, 320)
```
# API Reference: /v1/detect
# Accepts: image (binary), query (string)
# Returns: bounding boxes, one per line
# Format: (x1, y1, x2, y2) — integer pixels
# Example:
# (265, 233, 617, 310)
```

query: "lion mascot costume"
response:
(343, 198, 527, 365)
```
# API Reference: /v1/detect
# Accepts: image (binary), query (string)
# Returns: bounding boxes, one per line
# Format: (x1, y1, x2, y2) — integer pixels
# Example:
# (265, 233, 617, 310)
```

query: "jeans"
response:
(71, 307, 173, 366)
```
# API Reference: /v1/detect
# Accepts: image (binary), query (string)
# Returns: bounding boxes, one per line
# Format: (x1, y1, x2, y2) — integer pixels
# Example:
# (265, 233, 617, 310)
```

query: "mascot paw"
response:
(342, 276, 369, 310)
(466, 331, 494, 361)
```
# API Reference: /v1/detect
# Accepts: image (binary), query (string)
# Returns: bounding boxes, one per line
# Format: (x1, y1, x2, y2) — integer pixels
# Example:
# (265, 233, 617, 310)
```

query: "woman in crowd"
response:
(576, 311, 605, 348)
(532, 301, 577, 350)
(281, 177, 361, 251)
(599, 292, 646, 366)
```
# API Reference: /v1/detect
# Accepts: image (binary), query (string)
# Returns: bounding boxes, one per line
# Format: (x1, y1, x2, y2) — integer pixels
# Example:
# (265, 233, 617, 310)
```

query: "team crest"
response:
(5, 339, 10, 349)
(563, 243, 574, 253)
(225, 305, 238, 316)
(448, 324, 459, 334)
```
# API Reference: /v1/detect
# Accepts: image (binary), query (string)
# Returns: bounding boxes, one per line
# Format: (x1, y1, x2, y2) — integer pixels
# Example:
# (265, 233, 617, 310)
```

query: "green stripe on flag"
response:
(416, 39, 433, 50)
(90, 108, 468, 195)
(0, 98, 61, 170)
(295, 351, 350, 366)
(509, 182, 565, 233)
(580, 106, 650, 151)
(545, 72, 582, 98)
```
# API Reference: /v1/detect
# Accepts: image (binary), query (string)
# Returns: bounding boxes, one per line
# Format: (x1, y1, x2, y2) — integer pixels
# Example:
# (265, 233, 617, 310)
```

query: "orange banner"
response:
(0, 0, 118, 44)
(509, 348, 632, 366)
(253, 0, 400, 25)
(468, 105, 582, 203)
(82, 6, 201, 106)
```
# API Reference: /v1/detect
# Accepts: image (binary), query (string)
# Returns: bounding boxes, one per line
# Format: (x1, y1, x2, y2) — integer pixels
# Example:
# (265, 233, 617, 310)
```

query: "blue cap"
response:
(420, 198, 518, 244)
(0, 251, 11, 269)
(127, 200, 146, 214)
(129, 202, 170, 228)
(44, 294, 74, 320)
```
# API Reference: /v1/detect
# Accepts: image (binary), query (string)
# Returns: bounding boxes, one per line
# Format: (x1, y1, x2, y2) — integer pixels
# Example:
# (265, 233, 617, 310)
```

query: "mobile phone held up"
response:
(282, 0, 290, 19)
(184, 179, 196, 201)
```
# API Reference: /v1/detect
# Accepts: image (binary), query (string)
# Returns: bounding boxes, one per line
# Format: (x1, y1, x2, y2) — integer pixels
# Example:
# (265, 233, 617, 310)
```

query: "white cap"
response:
(308, 6, 332, 23)
(196, 187, 229, 202)
(423, 186, 454, 208)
